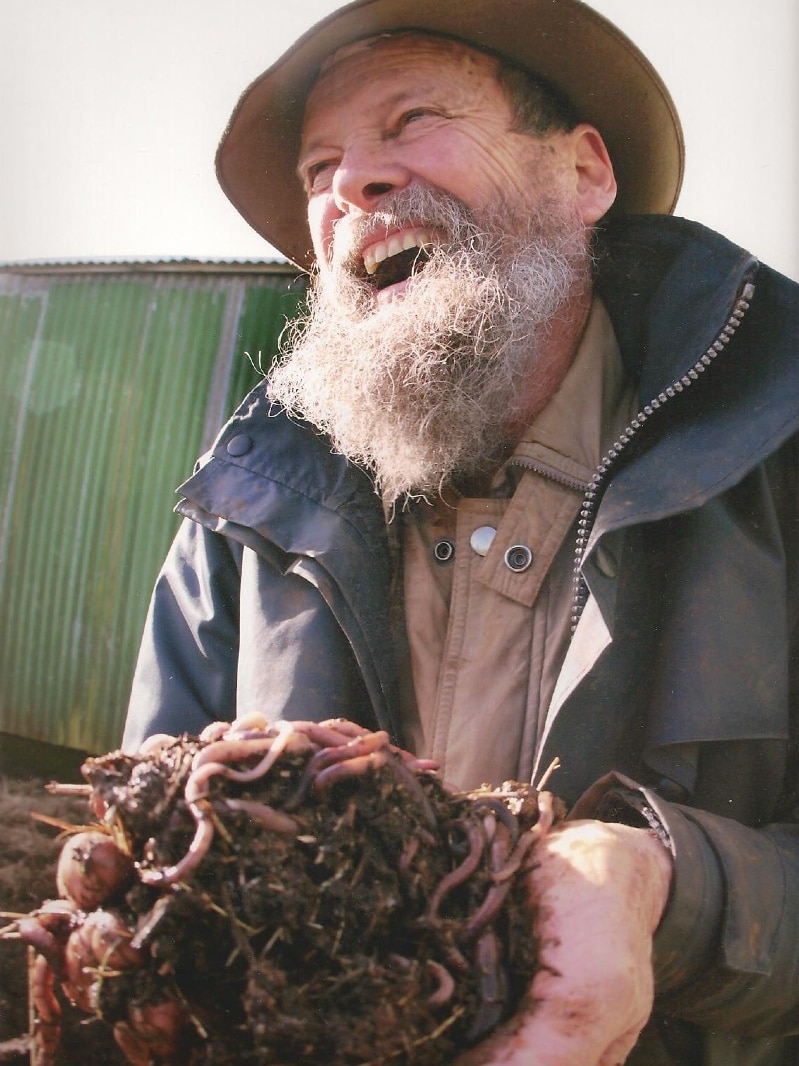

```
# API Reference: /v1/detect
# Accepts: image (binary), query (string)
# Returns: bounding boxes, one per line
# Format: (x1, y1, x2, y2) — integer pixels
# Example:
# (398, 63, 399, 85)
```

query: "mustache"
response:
(328, 185, 485, 277)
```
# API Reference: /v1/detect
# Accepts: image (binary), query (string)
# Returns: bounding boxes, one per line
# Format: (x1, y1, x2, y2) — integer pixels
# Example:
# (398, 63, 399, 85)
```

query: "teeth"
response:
(363, 228, 435, 275)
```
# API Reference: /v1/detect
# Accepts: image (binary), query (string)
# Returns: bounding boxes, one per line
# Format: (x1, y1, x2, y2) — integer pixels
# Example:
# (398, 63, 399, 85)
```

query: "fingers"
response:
(454, 820, 672, 1066)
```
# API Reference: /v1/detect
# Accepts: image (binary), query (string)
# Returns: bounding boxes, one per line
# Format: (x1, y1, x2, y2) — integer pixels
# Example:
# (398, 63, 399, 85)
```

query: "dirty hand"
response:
(454, 820, 673, 1066)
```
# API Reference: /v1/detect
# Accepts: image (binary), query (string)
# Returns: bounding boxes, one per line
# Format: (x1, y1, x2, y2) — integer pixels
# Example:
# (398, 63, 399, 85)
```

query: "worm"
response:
(30, 953, 62, 1066)
(426, 821, 485, 921)
(465, 931, 507, 1041)
(313, 747, 391, 791)
(284, 730, 390, 809)
(138, 802, 215, 887)
(425, 959, 456, 1007)
(490, 828, 540, 884)
(220, 798, 298, 834)
(464, 880, 513, 941)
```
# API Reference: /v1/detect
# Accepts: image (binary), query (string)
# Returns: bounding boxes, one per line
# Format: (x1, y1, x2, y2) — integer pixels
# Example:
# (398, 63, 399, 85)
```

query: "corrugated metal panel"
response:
(0, 266, 305, 753)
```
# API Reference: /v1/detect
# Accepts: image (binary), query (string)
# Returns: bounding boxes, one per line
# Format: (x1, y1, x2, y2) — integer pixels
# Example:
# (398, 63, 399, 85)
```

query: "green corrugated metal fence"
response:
(0, 263, 305, 754)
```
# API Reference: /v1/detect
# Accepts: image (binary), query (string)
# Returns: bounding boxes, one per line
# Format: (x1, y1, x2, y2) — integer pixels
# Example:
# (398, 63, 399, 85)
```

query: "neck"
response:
(502, 283, 593, 440)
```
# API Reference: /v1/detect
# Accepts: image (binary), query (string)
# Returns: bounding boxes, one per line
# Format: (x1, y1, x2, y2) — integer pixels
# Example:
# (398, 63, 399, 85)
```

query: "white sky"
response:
(1, 0, 797, 280)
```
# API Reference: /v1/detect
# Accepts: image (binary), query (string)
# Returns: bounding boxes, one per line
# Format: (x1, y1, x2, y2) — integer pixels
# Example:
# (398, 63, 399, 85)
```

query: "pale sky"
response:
(1, 0, 797, 280)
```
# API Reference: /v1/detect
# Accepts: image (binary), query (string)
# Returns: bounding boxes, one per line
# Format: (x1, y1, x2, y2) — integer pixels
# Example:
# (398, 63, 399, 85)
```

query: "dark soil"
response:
(1, 727, 551, 1065)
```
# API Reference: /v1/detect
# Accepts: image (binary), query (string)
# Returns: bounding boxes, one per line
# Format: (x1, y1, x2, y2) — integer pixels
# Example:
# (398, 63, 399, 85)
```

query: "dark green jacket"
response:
(124, 216, 799, 1064)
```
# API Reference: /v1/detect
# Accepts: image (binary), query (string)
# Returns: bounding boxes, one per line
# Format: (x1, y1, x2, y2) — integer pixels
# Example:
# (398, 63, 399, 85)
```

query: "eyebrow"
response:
(299, 82, 445, 168)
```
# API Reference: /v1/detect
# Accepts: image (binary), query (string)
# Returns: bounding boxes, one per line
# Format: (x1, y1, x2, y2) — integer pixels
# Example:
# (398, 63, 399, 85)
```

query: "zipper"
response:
(506, 456, 591, 494)
(570, 280, 756, 634)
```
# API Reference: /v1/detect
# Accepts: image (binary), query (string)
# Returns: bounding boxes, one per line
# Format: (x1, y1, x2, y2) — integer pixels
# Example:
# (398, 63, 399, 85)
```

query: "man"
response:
(123, 0, 799, 1063)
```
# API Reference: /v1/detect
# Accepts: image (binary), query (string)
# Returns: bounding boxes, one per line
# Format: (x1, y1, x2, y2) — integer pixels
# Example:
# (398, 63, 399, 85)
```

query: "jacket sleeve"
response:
(573, 776, 799, 1038)
(122, 517, 243, 751)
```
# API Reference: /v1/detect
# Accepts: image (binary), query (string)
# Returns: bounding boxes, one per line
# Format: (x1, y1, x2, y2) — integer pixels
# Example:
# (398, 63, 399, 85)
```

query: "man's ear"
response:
(571, 124, 617, 224)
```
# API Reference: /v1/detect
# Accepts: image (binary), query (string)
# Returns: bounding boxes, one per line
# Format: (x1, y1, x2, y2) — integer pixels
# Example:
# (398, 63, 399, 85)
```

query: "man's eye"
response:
(304, 160, 336, 190)
(401, 108, 435, 125)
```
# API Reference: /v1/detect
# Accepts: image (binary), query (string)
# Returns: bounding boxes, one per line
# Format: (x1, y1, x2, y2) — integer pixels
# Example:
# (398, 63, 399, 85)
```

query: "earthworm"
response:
(30, 953, 61, 1066)
(426, 821, 485, 921)
(219, 798, 298, 834)
(191, 737, 275, 777)
(490, 827, 540, 883)
(198, 721, 233, 743)
(425, 959, 456, 1007)
(382, 754, 439, 830)
(466, 931, 507, 1041)
(143, 722, 301, 886)
(227, 711, 270, 734)
(464, 879, 513, 941)
(137, 733, 179, 756)
(293, 720, 370, 748)
(488, 819, 513, 877)
(473, 796, 519, 843)
(138, 801, 215, 887)
(313, 747, 391, 790)
(283, 730, 391, 809)
(398, 835, 420, 874)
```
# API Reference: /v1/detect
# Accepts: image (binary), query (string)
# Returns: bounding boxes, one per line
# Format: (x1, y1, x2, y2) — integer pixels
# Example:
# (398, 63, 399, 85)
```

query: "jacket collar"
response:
(589, 215, 798, 536)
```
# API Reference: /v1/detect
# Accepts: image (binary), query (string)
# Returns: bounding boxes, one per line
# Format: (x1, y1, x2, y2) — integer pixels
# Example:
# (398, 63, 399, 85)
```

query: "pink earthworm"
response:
(398, 835, 420, 874)
(191, 738, 274, 776)
(218, 798, 298, 834)
(292, 720, 369, 748)
(490, 828, 540, 884)
(207, 719, 298, 783)
(466, 930, 507, 1041)
(382, 754, 439, 829)
(226, 712, 270, 734)
(488, 820, 513, 877)
(425, 821, 485, 921)
(198, 721, 233, 743)
(284, 730, 390, 808)
(141, 723, 300, 887)
(463, 879, 513, 941)
(313, 747, 391, 790)
(138, 801, 216, 887)
(137, 733, 180, 756)
(30, 953, 62, 1066)
(425, 959, 456, 1007)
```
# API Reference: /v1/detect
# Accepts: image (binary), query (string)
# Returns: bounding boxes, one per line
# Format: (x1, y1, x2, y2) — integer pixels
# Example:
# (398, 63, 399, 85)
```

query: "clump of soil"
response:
(3, 719, 560, 1065)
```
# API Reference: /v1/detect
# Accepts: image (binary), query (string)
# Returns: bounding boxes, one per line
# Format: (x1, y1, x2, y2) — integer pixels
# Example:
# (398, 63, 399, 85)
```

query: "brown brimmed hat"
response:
(216, 0, 684, 269)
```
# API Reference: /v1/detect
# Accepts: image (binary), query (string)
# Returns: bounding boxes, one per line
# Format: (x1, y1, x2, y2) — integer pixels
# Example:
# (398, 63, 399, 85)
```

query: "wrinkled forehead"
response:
(306, 31, 500, 112)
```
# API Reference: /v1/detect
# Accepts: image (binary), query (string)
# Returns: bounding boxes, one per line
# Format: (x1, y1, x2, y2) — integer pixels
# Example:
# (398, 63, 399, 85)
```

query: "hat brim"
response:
(216, 0, 684, 270)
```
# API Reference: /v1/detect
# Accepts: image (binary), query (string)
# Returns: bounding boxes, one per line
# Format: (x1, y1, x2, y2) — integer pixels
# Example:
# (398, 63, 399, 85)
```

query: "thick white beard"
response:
(268, 186, 591, 505)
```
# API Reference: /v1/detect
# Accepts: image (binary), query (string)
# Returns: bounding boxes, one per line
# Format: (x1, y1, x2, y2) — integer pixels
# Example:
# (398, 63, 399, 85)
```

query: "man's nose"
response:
(332, 144, 410, 213)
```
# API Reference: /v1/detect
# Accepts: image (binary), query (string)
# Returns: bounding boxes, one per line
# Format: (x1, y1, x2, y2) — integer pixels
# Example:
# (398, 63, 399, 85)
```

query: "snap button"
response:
(470, 526, 497, 557)
(504, 544, 533, 573)
(594, 543, 618, 579)
(226, 434, 253, 457)
(433, 539, 455, 563)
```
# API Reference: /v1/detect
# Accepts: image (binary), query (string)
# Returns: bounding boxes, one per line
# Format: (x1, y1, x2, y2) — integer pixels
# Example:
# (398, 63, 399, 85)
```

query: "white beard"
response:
(267, 185, 591, 505)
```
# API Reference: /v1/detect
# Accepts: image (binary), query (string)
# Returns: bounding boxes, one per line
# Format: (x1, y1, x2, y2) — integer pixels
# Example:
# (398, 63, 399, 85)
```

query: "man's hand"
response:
(455, 820, 673, 1066)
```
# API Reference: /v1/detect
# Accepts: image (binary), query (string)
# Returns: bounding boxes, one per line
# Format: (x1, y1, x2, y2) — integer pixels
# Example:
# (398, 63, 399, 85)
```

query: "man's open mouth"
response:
(361, 228, 438, 291)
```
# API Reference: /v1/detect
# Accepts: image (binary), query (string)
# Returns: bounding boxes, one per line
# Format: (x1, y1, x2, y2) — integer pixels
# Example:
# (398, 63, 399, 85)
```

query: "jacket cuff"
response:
(570, 773, 723, 994)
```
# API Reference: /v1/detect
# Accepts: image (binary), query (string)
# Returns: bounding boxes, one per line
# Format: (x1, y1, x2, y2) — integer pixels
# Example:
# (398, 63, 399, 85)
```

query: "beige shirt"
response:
(400, 299, 636, 790)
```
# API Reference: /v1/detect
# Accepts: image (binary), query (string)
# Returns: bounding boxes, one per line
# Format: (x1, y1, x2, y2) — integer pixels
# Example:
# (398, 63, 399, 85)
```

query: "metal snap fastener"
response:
(469, 526, 497, 557)
(504, 544, 533, 572)
(226, 433, 253, 457)
(433, 539, 455, 563)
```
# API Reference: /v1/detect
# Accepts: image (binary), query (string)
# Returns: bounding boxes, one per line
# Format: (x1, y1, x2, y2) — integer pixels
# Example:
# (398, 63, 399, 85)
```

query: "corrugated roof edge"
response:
(0, 256, 301, 276)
